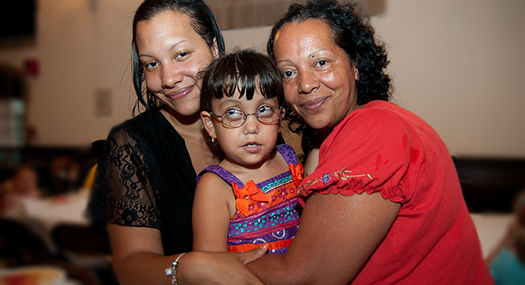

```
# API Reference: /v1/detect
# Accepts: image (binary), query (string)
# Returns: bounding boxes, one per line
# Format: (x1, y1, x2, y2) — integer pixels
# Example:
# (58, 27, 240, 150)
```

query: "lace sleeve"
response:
(92, 127, 161, 229)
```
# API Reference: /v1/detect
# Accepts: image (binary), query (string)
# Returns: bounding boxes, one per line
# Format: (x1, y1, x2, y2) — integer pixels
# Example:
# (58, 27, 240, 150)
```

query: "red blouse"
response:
(299, 101, 493, 284)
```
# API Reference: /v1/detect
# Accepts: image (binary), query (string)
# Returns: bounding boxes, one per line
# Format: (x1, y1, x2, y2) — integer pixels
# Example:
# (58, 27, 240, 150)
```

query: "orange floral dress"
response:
(197, 144, 303, 253)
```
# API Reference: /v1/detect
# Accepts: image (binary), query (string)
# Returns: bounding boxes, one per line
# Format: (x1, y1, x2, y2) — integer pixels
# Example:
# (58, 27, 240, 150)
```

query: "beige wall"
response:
(0, 0, 142, 147)
(371, 0, 525, 157)
(0, 0, 524, 157)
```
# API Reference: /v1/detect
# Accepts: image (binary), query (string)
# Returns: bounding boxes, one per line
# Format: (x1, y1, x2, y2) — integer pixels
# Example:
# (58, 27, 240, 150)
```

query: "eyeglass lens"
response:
(221, 106, 280, 127)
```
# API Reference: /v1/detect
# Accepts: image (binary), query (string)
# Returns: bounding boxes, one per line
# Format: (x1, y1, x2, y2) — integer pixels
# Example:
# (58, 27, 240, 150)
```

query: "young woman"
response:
(88, 1, 263, 284)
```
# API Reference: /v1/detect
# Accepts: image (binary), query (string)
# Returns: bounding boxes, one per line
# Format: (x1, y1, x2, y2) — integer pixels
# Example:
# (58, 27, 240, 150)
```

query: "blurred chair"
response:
(83, 140, 105, 190)
(51, 224, 111, 257)
(0, 218, 51, 266)
(51, 223, 117, 284)
(0, 218, 100, 284)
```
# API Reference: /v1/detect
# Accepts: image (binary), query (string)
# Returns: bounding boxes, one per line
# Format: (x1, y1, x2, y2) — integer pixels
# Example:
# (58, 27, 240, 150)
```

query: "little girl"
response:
(193, 49, 303, 254)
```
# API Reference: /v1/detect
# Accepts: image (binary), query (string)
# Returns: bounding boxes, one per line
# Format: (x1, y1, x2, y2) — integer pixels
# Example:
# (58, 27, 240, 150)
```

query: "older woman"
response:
(178, 1, 492, 284)
(243, 0, 492, 284)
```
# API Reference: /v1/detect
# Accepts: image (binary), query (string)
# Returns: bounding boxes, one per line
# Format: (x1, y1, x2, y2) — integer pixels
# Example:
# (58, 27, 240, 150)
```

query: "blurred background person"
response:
(0, 165, 42, 217)
(486, 189, 525, 285)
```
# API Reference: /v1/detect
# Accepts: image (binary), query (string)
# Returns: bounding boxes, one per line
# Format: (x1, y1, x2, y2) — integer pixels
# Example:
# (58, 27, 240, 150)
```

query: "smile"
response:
(300, 96, 328, 111)
(165, 84, 195, 100)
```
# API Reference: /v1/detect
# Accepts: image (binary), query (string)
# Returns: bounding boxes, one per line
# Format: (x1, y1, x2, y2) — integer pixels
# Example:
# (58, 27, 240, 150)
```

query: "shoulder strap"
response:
(275, 144, 299, 165)
(197, 165, 244, 188)
(197, 145, 299, 186)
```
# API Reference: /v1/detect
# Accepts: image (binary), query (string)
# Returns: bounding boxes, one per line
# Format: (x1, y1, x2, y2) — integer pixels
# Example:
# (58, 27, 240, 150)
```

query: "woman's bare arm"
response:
(109, 209, 267, 285)
(177, 248, 267, 285)
(108, 224, 178, 284)
(247, 191, 401, 284)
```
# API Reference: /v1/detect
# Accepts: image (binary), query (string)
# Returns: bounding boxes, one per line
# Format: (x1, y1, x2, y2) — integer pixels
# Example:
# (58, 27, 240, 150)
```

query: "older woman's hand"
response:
(177, 244, 268, 285)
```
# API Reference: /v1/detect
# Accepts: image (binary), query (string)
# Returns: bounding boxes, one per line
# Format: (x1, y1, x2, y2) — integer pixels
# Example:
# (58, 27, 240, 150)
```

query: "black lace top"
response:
(88, 109, 196, 255)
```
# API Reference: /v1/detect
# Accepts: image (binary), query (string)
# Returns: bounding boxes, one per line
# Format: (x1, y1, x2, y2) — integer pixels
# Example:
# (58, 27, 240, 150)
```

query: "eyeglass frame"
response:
(209, 106, 284, 128)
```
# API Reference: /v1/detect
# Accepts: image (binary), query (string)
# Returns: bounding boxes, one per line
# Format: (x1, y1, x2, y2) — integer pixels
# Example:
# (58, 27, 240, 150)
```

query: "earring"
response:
(211, 137, 216, 143)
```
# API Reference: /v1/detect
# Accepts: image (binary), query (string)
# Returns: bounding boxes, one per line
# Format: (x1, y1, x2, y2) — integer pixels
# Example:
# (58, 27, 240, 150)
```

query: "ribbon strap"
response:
(289, 163, 304, 187)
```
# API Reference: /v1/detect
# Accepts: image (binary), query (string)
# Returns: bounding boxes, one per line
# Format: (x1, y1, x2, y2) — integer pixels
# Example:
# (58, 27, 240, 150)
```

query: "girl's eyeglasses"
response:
(210, 106, 283, 128)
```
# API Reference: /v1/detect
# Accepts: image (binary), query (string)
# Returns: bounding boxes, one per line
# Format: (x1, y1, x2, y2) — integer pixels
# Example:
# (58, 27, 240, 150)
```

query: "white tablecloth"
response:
(21, 189, 90, 231)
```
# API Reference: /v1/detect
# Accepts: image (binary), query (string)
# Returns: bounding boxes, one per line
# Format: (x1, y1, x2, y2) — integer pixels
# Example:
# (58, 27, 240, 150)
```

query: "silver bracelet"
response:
(165, 252, 186, 285)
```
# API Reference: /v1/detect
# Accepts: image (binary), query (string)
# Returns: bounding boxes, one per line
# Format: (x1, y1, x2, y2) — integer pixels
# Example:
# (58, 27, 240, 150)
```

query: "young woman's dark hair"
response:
(131, 0, 226, 112)
(267, 0, 392, 154)
(200, 49, 284, 112)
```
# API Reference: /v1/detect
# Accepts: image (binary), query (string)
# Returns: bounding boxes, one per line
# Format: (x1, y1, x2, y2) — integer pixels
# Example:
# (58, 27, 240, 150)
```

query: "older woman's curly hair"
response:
(267, 0, 392, 153)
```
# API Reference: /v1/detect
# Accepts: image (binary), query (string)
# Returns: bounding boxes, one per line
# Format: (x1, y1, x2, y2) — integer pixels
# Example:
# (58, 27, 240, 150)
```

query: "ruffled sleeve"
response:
(298, 103, 426, 206)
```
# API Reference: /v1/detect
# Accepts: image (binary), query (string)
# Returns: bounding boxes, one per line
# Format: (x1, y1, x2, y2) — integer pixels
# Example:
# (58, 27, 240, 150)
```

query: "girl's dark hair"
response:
(200, 49, 284, 112)
(131, 0, 225, 113)
(267, 0, 392, 152)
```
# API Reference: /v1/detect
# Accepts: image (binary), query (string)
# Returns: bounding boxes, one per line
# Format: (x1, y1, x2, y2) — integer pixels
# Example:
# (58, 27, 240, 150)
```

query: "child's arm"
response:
(192, 172, 235, 252)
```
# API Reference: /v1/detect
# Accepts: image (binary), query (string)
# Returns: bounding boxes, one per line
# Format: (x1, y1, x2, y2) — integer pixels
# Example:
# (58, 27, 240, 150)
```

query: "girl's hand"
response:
(177, 244, 268, 285)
